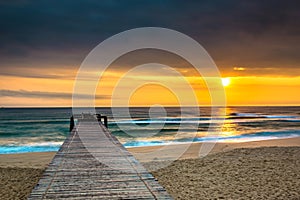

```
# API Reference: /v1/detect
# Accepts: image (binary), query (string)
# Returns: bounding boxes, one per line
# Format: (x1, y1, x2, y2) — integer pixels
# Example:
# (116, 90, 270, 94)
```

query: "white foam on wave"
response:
(0, 142, 63, 154)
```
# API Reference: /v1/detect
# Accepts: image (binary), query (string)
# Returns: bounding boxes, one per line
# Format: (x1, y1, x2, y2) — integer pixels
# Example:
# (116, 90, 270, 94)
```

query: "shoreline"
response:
(129, 137, 300, 162)
(0, 137, 299, 168)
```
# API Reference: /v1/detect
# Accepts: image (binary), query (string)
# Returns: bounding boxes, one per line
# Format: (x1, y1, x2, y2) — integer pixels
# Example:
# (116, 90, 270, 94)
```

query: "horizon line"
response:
(1, 104, 300, 109)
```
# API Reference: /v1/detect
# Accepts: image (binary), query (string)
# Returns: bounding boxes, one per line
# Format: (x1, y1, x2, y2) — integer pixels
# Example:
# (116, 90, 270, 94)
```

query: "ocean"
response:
(0, 107, 299, 154)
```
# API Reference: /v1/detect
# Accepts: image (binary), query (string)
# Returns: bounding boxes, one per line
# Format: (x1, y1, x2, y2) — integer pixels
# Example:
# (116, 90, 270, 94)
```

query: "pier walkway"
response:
(29, 114, 172, 199)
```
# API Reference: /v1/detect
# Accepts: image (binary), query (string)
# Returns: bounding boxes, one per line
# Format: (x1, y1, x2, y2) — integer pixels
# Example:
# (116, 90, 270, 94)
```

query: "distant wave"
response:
(112, 114, 299, 124)
(228, 112, 298, 119)
(123, 130, 300, 147)
(0, 119, 69, 125)
(111, 117, 212, 124)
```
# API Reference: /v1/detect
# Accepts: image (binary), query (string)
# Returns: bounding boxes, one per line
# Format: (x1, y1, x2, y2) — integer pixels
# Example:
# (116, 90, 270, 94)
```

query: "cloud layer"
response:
(0, 89, 109, 100)
(0, 0, 299, 76)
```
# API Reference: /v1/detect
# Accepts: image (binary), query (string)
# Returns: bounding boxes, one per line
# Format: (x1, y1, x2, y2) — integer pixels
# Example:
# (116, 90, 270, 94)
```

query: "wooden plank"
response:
(29, 114, 172, 199)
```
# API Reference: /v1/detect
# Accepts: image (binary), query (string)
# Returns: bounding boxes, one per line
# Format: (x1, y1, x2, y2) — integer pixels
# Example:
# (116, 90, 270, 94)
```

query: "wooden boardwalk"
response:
(29, 114, 172, 199)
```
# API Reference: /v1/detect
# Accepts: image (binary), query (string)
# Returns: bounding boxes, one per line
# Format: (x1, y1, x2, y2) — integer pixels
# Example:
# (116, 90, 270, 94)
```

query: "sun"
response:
(221, 78, 231, 87)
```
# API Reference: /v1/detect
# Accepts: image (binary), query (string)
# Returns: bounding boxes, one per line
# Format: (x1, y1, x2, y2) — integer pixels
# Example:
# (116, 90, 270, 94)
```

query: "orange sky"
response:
(1, 65, 299, 107)
(1, 49, 300, 107)
(1, 50, 300, 107)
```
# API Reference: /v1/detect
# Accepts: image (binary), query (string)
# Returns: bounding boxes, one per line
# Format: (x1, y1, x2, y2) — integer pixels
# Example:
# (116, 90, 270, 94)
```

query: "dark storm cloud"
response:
(0, 89, 110, 99)
(0, 0, 299, 76)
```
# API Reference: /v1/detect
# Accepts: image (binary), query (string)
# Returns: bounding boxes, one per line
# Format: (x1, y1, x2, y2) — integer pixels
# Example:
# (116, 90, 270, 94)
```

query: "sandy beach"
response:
(0, 137, 299, 199)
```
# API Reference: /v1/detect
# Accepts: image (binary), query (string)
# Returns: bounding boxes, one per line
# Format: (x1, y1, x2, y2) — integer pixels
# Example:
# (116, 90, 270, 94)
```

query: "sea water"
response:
(0, 107, 299, 154)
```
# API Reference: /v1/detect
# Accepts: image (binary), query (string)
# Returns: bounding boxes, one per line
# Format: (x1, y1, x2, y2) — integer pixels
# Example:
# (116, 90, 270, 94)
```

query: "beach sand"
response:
(0, 137, 299, 199)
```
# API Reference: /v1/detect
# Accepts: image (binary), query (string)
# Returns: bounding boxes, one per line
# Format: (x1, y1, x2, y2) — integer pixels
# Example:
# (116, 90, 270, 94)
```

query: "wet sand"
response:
(0, 137, 299, 199)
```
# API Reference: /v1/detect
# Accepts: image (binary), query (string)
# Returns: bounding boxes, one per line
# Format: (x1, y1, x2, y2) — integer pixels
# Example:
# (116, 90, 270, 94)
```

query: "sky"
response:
(0, 0, 300, 107)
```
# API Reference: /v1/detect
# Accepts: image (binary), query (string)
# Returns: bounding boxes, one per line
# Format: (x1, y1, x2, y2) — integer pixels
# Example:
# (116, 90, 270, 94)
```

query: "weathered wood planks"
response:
(29, 114, 172, 199)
